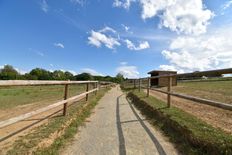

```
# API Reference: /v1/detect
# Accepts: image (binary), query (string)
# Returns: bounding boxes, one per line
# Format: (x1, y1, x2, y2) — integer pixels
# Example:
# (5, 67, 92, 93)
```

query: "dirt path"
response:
(147, 89, 232, 134)
(62, 86, 179, 155)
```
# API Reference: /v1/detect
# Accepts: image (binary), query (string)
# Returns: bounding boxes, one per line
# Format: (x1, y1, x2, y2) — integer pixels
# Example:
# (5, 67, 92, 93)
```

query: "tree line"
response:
(0, 65, 125, 83)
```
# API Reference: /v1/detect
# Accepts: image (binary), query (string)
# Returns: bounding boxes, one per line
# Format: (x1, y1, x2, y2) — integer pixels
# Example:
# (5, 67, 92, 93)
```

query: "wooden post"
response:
(94, 82, 97, 95)
(63, 84, 69, 116)
(147, 78, 150, 97)
(139, 79, 141, 92)
(167, 76, 172, 108)
(134, 79, 136, 89)
(86, 83, 89, 101)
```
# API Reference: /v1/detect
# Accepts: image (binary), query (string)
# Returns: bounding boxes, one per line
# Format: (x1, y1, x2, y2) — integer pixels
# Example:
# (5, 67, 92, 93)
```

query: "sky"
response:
(0, 0, 232, 78)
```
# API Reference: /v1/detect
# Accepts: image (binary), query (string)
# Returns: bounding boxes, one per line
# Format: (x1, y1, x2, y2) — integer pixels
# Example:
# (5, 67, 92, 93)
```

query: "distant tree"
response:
(75, 73, 93, 81)
(64, 71, 74, 80)
(52, 70, 66, 80)
(115, 73, 124, 83)
(29, 68, 52, 80)
(0, 65, 19, 80)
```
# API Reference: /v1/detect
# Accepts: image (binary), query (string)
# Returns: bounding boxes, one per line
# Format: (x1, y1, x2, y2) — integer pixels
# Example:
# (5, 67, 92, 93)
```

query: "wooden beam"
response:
(0, 88, 98, 128)
(0, 80, 99, 86)
(150, 88, 232, 111)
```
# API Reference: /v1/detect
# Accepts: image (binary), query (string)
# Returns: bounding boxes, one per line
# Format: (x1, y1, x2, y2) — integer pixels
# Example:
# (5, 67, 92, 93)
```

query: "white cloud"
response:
(40, 0, 48, 13)
(68, 70, 78, 75)
(120, 61, 128, 65)
(113, 0, 135, 9)
(70, 0, 86, 6)
(121, 24, 130, 32)
(160, 25, 232, 73)
(222, 0, 232, 10)
(124, 39, 150, 50)
(115, 0, 213, 35)
(88, 29, 120, 49)
(15, 68, 28, 75)
(116, 65, 139, 78)
(54, 43, 65, 48)
(29, 48, 45, 57)
(81, 68, 104, 76)
(99, 26, 117, 34)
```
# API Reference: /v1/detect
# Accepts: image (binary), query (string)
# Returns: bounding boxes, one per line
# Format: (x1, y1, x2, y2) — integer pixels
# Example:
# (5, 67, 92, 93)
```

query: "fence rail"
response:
(0, 80, 113, 129)
(123, 73, 232, 111)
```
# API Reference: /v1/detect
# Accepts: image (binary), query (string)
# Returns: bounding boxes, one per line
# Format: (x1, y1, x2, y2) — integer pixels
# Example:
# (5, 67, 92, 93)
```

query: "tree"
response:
(64, 71, 74, 80)
(29, 68, 52, 80)
(0, 65, 19, 80)
(75, 73, 93, 81)
(52, 70, 66, 80)
(115, 73, 124, 83)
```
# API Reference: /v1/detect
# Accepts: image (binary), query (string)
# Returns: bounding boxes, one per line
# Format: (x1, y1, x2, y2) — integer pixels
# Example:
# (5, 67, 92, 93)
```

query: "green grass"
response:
(0, 84, 97, 109)
(171, 81, 232, 104)
(125, 80, 232, 104)
(6, 87, 110, 155)
(127, 90, 232, 155)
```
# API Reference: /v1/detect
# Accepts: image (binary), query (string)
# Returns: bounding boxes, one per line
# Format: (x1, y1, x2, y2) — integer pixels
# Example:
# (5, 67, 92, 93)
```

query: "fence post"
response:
(95, 82, 97, 95)
(139, 78, 141, 92)
(167, 76, 172, 108)
(86, 82, 89, 101)
(134, 79, 136, 89)
(63, 84, 69, 116)
(147, 78, 150, 97)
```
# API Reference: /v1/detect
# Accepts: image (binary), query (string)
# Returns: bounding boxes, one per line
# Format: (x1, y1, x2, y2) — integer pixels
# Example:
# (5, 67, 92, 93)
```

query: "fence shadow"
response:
(126, 97, 167, 155)
(116, 94, 126, 155)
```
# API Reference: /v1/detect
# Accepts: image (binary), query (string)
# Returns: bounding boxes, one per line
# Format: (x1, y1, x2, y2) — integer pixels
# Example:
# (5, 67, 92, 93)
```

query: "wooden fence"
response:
(123, 75, 232, 111)
(0, 80, 113, 128)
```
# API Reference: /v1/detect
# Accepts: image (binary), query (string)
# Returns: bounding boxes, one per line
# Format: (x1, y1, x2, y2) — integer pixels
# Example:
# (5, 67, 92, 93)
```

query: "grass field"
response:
(169, 80, 232, 104)
(0, 84, 96, 110)
(125, 80, 232, 104)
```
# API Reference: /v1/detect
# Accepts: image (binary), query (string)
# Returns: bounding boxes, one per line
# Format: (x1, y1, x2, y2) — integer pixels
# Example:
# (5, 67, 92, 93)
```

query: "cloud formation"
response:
(88, 30, 121, 49)
(124, 39, 150, 50)
(88, 26, 149, 50)
(40, 0, 48, 13)
(160, 26, 232, 73)
(116, 65, 139, 78)
(113, 0, 135, 9)
(54, 43, 65, 48)
(114, 0, 213, 35)
(81, 68, 104, 76)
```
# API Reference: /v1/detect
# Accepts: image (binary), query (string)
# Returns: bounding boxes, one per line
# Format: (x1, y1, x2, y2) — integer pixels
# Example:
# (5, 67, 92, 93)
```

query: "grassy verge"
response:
(6, 87, 110, 155)
(127, 89, 232, 155)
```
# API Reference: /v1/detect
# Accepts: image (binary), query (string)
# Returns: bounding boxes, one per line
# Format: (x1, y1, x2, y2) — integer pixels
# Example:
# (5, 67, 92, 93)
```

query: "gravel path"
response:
(62, 86, 179, 155)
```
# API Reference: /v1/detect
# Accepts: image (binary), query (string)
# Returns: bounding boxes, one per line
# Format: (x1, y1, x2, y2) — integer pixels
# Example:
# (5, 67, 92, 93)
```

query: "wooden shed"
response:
(148, 70, 177, 87)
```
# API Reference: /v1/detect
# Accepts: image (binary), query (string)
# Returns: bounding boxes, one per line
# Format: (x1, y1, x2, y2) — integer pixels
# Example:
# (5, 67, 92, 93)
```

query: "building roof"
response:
(177, 68, 232, 78)
(148, 70, 177, 74)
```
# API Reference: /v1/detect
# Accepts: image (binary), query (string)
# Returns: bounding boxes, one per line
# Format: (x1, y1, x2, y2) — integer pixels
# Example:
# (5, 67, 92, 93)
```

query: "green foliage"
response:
(0, 65, 19, 80)
(0, 64, 124, 83)
(75, 73, 93, 81)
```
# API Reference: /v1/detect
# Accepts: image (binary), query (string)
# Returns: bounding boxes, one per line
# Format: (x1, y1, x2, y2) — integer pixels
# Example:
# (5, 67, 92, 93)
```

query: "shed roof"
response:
(148, 70, 177, 74)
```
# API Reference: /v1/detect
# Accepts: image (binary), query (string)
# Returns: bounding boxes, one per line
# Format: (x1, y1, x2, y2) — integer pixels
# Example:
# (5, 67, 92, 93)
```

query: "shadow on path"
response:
(126, 97, 167, 155)
(116, 94, 126, 155)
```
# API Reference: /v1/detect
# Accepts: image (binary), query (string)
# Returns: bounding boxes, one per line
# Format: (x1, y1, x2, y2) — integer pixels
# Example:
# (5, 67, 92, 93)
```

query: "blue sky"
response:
(0, 0, 232, 78)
